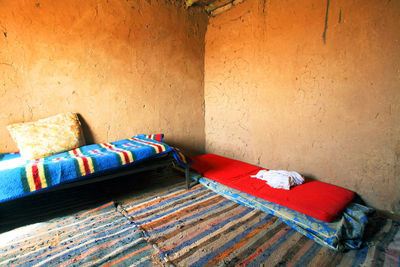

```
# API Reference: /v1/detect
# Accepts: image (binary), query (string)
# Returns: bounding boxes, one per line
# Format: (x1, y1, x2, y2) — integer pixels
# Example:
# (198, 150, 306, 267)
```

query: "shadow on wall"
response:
(77, 114, 94, 145)
(166, 139, 203, 157)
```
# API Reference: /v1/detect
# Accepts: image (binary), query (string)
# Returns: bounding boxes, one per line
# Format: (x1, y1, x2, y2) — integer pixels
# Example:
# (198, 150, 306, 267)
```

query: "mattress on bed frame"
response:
(0, 134, 188, 203)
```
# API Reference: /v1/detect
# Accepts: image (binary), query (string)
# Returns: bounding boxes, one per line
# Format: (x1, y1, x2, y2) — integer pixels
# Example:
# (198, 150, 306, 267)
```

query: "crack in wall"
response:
(322, 0, 330, 44)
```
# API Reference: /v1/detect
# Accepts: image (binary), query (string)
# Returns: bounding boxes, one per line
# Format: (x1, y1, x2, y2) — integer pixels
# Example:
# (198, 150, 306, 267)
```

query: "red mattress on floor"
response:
(191, 154, 355, 222)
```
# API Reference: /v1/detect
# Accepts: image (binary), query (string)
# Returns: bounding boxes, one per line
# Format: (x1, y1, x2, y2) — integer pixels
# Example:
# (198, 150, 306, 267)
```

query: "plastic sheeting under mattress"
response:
(192, 173, 374, 251)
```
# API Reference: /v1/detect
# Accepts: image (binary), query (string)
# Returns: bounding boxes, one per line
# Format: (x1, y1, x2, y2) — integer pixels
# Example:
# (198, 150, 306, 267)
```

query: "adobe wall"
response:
(0, 0, 207, 155)
(205, 0, 400, 212)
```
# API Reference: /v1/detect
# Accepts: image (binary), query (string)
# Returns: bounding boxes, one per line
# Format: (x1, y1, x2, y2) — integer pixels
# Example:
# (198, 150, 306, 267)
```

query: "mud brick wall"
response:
(0, 0, 208, 155)
(204, 0, 400, 212)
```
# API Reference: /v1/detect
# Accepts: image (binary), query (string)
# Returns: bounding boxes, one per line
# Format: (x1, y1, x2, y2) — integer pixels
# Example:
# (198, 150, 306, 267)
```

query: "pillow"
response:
(7, 112, 86, 160)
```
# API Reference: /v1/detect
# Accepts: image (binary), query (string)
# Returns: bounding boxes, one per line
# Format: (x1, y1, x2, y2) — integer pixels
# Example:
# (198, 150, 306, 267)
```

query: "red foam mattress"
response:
(191, 154, 355, 222)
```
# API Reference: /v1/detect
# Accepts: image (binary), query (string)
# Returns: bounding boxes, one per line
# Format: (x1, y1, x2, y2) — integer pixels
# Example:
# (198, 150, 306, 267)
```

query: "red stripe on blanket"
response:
(131, 138, 164, 153)
(81, 157, 91, 175)
(154, 134, 163, 142)
(141, 140, 163, 153)
(32, 163, 42, 190)
(121, 151, 130, 164)
(102, 143, 112, 149)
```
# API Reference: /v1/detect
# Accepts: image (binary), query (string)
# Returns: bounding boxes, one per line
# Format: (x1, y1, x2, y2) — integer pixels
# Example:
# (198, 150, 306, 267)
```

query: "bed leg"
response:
(185, 166, 190, 190)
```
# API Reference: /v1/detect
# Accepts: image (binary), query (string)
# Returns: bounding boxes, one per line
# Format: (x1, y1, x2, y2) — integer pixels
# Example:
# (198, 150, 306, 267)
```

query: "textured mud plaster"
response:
(0, 0, 208, 155)
(204, 0, 400, 213)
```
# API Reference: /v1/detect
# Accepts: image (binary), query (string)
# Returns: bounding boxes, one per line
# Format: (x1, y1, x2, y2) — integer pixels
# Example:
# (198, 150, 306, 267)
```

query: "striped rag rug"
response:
(0, 201, 155, 267)
(118, 183, 400, 267)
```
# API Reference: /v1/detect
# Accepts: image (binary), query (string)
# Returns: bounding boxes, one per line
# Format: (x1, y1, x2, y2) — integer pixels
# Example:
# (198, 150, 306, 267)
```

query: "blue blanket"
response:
(0, 134, 181, 203)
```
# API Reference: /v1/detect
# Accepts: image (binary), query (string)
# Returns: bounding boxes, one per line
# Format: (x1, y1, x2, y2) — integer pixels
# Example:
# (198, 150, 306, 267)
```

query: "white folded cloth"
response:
(250, 169, 304, 190)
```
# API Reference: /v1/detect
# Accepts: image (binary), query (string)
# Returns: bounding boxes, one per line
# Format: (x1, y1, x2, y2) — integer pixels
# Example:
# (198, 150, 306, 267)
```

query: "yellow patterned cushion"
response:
(7, 112, 86, 160)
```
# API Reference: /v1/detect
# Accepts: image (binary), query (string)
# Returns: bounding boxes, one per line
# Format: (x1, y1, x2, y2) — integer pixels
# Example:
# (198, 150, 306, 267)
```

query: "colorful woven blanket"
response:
(0, 134, 183, 203)
(0, 201, 156, 266)
(118, 181, 399, 266)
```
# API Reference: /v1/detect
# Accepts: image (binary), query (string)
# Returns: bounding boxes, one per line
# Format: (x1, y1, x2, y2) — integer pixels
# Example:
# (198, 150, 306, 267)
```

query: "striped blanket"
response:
(118, 183, 400, 266)
(0, 134, 180, 203)
(0, 201, 155, 266)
